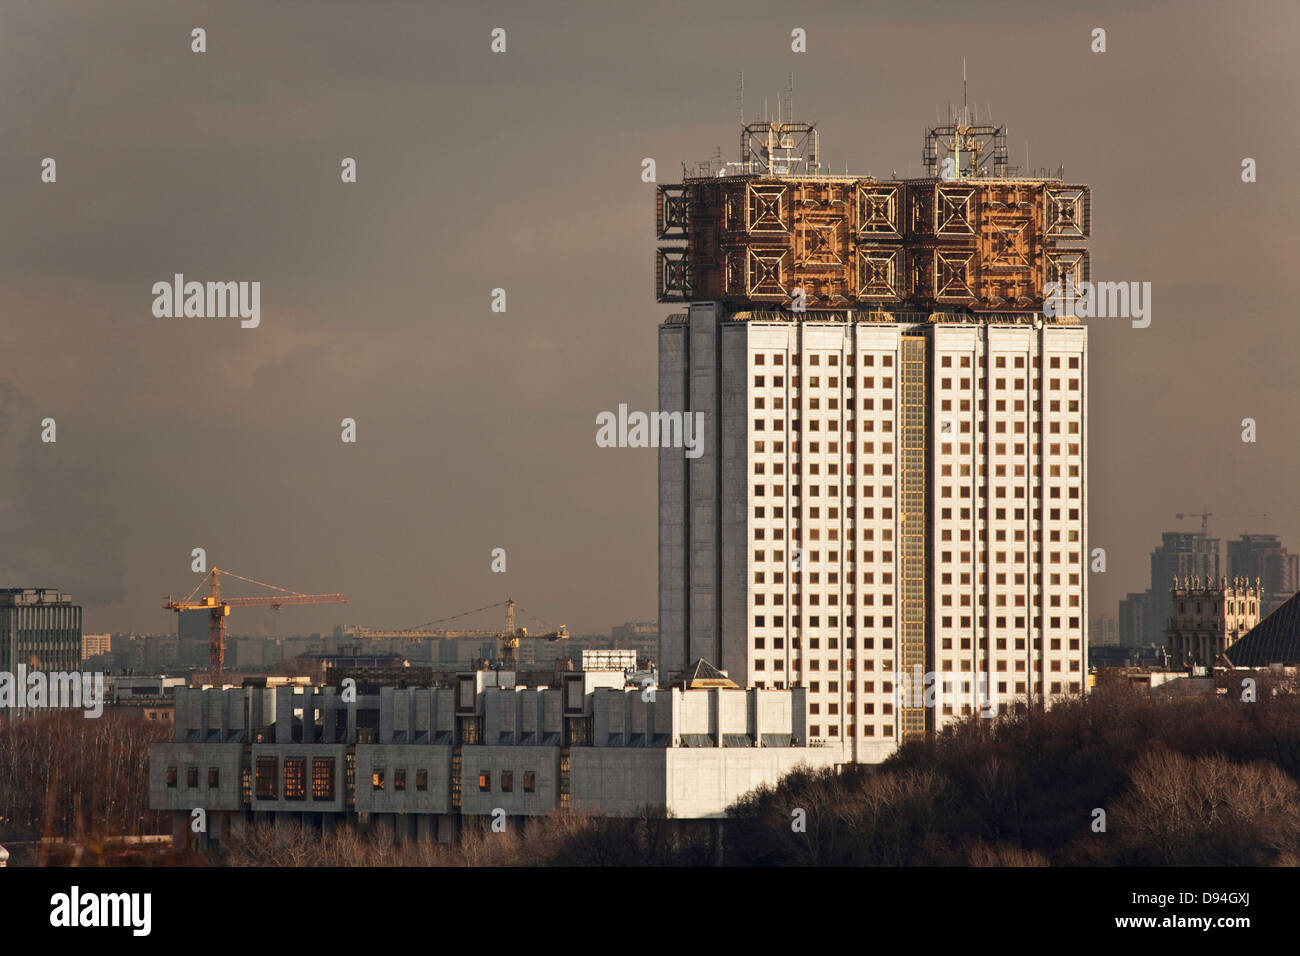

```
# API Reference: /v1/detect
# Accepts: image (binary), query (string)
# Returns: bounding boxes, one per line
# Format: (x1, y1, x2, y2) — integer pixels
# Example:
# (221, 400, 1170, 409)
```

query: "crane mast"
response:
(163, 567, 346, 682)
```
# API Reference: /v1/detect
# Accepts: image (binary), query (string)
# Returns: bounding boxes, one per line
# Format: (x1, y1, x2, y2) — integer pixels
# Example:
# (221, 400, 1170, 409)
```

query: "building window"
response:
(502, 771, 514, 793)
(312, 757, 335, 800)
(372, 770, 385, 791)
(284, 758, 307, 801)
(395, 769, 407, 792)
(524, 771, 536, 793)
(186, 767, 198, 788)
(416, 770, 429, 792)
(166, 766, 178, 789)
(208, 767, 220, 788)
(479, 772, 491, 792)
(255, 757, 278, 800)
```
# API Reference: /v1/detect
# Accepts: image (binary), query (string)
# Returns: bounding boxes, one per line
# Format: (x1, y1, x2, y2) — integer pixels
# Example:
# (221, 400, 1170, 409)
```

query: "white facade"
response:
(659, 303, 1088, 762)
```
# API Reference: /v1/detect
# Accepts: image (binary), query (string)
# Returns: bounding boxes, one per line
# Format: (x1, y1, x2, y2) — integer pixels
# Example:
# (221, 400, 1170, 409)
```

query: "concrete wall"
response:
(664, 747, 844, 819)
(689, 304, 722, 667)
(570, 748, 667, 816)
(150, 743, 244, 812)
(659, 318, 689, 678)
(355, 745, 453, 814)
(458, 746, 560, 817)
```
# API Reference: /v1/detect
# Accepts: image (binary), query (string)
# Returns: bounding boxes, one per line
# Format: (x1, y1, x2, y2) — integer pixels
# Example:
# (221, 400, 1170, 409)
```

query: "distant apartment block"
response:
(1117, 591, 1149, 647)
(81, 633, 112, 660)
(610, 621, 658, 665)
(0, 588, 82, 675)
(1088, 616, 1118, 647)
(1227, 534, 1299, 617)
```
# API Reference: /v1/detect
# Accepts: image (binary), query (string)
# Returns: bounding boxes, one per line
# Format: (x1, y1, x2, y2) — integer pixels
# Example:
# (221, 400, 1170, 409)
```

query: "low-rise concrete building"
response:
(105, 675, 187, 722)
(149, 666, 846, 849)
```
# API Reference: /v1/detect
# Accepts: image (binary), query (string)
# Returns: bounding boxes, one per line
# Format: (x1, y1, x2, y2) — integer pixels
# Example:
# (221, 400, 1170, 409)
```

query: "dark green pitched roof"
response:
(1225, 591, 1300, 666)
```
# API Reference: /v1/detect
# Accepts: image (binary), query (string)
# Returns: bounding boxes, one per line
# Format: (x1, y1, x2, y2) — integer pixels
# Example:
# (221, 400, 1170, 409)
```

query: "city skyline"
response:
(2, 0, 1297, 642)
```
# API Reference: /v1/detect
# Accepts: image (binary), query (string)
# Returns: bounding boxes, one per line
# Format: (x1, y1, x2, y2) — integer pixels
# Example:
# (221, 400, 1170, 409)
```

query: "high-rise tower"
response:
(1227, 533, 1298, 617)
(0, 588, 83, 674)
(656, 109, 1090, 762)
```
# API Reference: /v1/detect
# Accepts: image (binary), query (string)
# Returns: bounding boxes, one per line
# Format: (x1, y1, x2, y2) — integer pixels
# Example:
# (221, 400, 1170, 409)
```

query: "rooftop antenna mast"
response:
(962, 57, 968, 125)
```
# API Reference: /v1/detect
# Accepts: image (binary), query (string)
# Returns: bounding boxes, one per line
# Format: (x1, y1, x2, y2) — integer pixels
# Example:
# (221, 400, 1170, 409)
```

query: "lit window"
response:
(312, 758, 335, 800)
(255, 757, 279, 800)
(284, 758, 307, 801)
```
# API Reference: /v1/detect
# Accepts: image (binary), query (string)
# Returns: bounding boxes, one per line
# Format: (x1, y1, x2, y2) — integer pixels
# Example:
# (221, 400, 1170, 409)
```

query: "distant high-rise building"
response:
(1146, 532, 1220, 643)
(1227, 534, 1298, 617)
(81, 633, 112, 660)
(0, 588, 82, 673)
(1117, 591, 1149, 647)
(1089, 615, 1118, 647)
(127, 634, 181, 674)
(610, 622, 658, 665)
(656, 110, 1091, 760)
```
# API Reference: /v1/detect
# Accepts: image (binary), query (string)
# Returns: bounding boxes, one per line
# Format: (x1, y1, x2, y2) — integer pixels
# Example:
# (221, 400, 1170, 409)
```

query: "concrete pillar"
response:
(171, 810, 188, 848)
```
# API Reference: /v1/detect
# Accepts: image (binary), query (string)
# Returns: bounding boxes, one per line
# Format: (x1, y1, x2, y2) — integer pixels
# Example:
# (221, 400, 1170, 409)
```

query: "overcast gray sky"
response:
(1, 0, 1297, 637)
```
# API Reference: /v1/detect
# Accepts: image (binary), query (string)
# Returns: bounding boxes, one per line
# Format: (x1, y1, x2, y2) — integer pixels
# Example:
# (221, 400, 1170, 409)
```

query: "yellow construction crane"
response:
(1175, 512, 1269, 536)
(353, 598, 567, 669)
(164, 568, 347, 681)
(500, 599, 569, 670)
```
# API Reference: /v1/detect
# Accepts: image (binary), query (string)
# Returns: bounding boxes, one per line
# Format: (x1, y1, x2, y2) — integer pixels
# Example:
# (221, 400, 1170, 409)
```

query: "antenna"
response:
(962, 57, 967, 125)
(736, 71, 744, 127)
